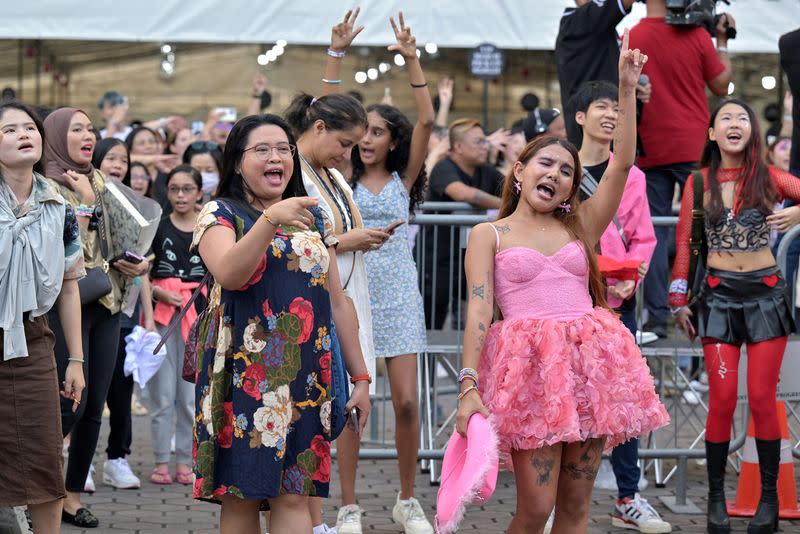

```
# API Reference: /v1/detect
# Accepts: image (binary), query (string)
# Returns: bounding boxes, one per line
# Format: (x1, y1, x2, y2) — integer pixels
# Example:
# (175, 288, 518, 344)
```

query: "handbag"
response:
(329, 322, 350, 440)
(687, 170, 707, 311)
(153, 272, 212, 383)
(78, 190, 113, 306)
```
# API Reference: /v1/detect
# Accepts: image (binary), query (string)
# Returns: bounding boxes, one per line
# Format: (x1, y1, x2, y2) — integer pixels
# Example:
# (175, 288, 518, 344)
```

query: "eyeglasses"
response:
(167, 185, 199, 195)
(189, 141, 220, 151)
(243, 143, 296, 160)
(467, 137, 489, 147)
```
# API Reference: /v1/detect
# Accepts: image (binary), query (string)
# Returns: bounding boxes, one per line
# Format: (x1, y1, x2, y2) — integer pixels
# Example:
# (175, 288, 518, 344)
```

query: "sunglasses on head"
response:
(189, 141, 220, 151)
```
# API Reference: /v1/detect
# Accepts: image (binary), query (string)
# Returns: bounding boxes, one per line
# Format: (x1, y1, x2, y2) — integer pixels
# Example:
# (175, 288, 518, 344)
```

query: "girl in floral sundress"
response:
(191, 114, 371, 534)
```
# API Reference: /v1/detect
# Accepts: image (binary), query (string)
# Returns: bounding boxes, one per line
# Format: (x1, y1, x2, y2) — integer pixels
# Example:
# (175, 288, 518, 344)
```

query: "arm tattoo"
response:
(478, 322, 486, 332)
(471, 284, 485, 299)
(496, 223, 510, 234)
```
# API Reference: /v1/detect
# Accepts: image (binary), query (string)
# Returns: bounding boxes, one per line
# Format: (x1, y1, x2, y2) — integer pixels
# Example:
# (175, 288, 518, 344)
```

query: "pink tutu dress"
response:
(478, 236, 669, 454)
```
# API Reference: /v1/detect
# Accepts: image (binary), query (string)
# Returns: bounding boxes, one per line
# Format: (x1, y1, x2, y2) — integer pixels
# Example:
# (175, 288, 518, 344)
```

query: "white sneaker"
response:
(103, 458, 141, 489)
(689, 379, 709, 393)
(336, 505, 363, 534)
(543, 508, 555, 534)
(84, 464, 96, 493)
(682, 389, 700, 405)
(611, 495, 672, 533)
(635, 331, 659, 345)
(313, 524, 338, 534)
(392, 494, 433, 534)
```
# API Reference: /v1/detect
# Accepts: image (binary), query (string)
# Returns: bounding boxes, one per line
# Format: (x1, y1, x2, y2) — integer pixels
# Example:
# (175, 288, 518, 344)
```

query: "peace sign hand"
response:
(618, 28, 647, 90)
(388, 11, 417, 59)
(330, 7, 365, 52)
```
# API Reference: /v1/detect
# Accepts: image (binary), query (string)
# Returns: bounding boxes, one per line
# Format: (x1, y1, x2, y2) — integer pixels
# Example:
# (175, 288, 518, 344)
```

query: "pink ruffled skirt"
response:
(478, 307, 669, 454)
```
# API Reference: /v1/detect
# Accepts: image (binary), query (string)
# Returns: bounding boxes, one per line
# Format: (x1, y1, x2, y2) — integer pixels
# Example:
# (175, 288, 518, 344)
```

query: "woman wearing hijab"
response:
(0, 101, 86, 534)
(43, 107, 150, 529)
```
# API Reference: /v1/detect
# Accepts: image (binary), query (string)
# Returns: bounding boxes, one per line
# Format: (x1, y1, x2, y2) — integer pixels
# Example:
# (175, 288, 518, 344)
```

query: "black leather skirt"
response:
(698, 265, 794, 344)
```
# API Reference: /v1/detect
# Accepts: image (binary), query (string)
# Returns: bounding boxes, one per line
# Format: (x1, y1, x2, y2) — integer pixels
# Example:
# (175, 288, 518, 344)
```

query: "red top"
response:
(669, 166, 800, 308)
(629, 18, 725, 169)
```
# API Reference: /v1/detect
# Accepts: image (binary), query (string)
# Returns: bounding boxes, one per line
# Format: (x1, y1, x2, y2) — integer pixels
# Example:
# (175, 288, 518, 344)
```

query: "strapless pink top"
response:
(494, 241, 593, 321)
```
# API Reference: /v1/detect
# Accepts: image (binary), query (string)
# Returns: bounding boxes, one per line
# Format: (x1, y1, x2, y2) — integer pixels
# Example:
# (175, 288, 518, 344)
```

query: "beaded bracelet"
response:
(322, 78, 342, 85)
(457, 385, 479, 401)
(75, 204, 95, 218)
(458, 367, 479, 387)
(327, 48, 346, 58)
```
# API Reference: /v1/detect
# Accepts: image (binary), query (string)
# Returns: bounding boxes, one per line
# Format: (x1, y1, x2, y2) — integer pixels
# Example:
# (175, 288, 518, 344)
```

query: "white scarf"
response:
(0, 173, 66, 359)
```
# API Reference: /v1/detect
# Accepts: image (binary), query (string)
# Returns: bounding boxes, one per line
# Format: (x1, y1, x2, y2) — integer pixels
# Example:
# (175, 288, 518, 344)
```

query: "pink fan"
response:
(435, 413, 499, 534)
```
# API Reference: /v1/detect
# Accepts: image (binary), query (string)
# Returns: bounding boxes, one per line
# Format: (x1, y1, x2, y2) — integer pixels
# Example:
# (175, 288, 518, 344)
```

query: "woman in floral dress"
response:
(191, 114, 371, 534)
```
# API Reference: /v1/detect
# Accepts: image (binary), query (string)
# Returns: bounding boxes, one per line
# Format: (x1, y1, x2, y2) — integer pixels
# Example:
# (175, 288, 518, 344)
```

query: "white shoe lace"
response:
(402, 498, 428, 522)
(340, 506, 362, 524)
(629, 496, 663, 520)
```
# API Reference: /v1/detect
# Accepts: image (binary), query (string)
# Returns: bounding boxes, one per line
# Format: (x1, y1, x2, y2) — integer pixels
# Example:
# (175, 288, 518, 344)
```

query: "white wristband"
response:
(717, 46, 728, 53)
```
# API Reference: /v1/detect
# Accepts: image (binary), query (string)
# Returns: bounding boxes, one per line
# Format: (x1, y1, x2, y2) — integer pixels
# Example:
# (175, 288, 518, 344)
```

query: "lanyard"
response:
(301, 155, 353, 232)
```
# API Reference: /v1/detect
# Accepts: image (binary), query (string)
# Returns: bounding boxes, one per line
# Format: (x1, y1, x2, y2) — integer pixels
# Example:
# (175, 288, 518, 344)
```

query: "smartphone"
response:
(385, 220, 406, 234)
(111, 250, 145, 265)
(349, 407, 361, 435)
(214, 107, 237, 123)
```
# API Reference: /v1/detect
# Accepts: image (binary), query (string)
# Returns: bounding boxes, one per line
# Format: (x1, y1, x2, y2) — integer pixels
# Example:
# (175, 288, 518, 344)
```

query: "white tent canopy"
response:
(3, 0, 798, 53)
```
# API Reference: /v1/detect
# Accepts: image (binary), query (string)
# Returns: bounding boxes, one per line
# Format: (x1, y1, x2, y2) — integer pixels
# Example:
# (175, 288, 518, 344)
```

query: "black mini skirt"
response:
(698, 265, 794, 344)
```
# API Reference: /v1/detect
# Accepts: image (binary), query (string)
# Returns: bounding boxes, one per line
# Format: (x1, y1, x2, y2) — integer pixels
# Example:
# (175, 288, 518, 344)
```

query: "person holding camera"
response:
(629, 0, 735, 339)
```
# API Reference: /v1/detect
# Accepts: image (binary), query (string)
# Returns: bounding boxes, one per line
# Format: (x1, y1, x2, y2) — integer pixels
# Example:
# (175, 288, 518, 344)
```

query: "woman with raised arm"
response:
(454, 32, 667, 534)
(671, 98, 800, 534)
(0, 101, 85, 534)
(349, 12, 436, 533)
(192, 114, 371, 534)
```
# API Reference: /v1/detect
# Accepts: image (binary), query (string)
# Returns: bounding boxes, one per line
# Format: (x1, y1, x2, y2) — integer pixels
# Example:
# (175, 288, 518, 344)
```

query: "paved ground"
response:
(54, 411, 800, 534)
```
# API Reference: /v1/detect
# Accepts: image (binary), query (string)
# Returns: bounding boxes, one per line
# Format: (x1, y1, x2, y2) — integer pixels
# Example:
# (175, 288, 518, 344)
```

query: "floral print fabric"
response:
(191, 200, 338, 504)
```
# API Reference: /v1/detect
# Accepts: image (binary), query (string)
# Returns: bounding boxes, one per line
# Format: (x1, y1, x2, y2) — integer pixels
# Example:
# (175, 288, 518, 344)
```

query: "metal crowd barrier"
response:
(342, 203, 800, 515)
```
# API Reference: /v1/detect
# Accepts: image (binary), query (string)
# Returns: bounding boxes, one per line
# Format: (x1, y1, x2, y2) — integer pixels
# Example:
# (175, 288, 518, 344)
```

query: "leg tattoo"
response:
(561, 440, 603, 481)
(531, 455, 556, 486)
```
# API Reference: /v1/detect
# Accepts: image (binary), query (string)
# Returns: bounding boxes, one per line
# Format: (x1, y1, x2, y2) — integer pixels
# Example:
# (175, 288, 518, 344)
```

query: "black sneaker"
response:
(62, 507, 99, 528)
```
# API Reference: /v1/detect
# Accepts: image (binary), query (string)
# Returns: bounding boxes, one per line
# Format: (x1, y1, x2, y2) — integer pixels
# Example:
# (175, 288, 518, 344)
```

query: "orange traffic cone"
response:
(727, 401, 800, 519)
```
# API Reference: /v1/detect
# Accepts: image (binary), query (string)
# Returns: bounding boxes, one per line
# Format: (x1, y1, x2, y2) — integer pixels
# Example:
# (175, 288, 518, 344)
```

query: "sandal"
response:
(62, 507, 99, 528)
(149, 468, 173, 485)
(175, 469, 194, 485)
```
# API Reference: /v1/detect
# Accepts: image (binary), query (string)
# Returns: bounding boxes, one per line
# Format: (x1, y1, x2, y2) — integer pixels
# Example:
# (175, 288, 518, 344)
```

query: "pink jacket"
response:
(597, 156, 656, 309)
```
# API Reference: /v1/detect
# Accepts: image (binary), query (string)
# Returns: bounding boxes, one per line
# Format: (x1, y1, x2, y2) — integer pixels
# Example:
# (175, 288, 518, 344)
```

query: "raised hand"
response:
(618, 28, 647, 90)
(387, 11, 417, 59)
(437, 77, 454, 104)
(330, 7, 365, 52)
(252, 74, 268, 95)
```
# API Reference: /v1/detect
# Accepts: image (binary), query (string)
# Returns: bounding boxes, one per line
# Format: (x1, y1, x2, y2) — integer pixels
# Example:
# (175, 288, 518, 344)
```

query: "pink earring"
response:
(513, 180, 521, 194)
(559, 200, 572, 213)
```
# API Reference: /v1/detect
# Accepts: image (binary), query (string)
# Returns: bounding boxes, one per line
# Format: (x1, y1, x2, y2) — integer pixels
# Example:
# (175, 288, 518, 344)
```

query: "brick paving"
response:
(55, 412, 800, 534)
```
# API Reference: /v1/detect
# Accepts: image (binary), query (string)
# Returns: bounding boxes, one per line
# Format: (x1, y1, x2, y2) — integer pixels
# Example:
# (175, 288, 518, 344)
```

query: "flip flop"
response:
(149, 468, 173, 485)
(175, 470, 194, 485)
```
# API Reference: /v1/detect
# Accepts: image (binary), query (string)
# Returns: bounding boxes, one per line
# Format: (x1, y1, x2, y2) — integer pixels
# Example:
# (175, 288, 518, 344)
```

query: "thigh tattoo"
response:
(561, 440, 603, 481)
(531, 455, 556, 486)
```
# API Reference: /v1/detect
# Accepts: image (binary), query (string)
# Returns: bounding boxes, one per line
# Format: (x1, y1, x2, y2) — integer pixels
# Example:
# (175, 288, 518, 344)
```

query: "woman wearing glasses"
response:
(191, 114, 370, 532)
(184, 140, 224, 202)
(148, 164, 206, 485)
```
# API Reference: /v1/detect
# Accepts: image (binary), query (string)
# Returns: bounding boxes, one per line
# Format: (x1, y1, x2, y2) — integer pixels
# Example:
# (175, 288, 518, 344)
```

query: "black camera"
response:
(664, 0, 737, 40)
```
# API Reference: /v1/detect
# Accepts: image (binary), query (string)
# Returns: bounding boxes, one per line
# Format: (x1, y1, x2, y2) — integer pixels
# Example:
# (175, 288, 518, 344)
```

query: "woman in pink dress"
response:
(455, 32, 668, 534)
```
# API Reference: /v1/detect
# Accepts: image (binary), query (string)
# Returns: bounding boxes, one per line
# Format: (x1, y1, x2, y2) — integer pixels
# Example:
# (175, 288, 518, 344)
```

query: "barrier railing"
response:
(346, 203, 800, 514)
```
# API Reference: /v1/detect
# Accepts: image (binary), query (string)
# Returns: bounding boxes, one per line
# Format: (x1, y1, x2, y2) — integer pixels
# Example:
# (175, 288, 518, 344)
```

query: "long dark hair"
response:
(0, 101, 46, 175)
(92, 137, 130, 183)
(183, 140, 224, 173)
(166, 164, 202, 189)
(499, 135, 609, 310)
(124, 126, 162, 154)
(124, 161, 153, 197)
(216, 114, 307, 218)
(351, 104, 427, 212)
(701, 98, 777, 223)
(284, 92, 367, 137)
